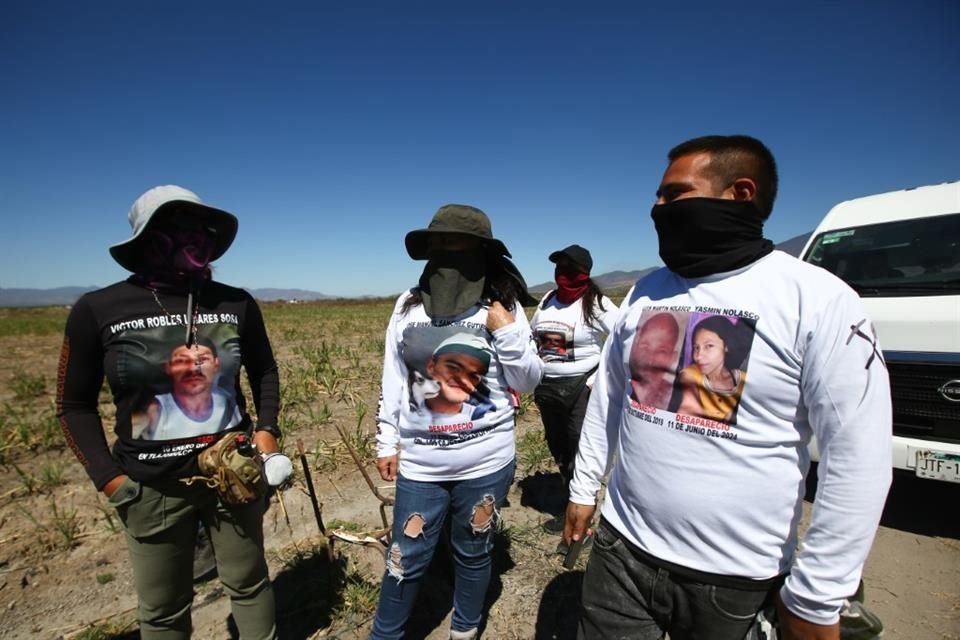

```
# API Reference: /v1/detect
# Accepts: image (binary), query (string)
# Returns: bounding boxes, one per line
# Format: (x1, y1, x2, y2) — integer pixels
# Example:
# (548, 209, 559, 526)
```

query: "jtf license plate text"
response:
(915, 450, 960, 484)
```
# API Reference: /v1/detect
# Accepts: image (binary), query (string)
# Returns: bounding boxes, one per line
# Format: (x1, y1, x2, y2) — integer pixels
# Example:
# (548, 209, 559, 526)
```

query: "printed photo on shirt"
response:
(673, 313, 756, 423)
(402, 326, 496, 426)
(629, 310, 687, 410)
(129, 329, 242, 440)
(534, 320, 575, 363)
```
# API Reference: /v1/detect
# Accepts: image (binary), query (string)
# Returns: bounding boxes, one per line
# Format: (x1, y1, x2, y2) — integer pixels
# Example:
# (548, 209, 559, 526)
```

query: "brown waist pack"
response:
(184, 432, 267, 505)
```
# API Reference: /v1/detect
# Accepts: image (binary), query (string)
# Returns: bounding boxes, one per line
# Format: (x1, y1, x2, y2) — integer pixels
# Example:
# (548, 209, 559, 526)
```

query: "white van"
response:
(801, 181, 960, 483)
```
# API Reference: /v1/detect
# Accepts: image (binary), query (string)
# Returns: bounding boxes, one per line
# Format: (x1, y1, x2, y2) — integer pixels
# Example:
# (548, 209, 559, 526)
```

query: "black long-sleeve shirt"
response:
(56, 278, 279, 490)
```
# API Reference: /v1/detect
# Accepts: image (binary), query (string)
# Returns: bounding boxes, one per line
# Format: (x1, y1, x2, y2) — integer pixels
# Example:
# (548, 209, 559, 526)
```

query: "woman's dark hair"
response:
(401, 251, 526, 315)
(581, 279, 609, 326)
(691, 315, 745, 369)
(541, 278, 609, 327)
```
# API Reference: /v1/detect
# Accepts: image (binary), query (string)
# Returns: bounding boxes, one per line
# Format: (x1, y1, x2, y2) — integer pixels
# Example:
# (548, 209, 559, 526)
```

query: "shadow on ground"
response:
(534, 570, 583, 640)
(271, 547, 355, 639)
(104, 546, 367, 639)
(518, 471, 568, 518)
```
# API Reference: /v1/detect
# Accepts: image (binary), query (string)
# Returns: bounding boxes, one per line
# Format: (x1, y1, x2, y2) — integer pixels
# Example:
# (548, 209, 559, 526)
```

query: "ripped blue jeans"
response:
(370, 459, 515, 639)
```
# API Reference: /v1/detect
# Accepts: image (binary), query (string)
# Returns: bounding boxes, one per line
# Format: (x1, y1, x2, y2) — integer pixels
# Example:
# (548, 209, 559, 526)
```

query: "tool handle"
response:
(563, 533, 590, 569)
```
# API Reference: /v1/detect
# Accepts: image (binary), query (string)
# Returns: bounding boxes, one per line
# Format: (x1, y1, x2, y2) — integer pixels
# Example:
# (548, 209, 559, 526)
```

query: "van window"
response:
(803, 212, 960, 295)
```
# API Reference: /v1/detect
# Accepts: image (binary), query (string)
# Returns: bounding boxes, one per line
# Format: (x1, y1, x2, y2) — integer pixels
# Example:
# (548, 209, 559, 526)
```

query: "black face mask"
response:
(418, 248, 487, 319)
(650, 198, 774, 278)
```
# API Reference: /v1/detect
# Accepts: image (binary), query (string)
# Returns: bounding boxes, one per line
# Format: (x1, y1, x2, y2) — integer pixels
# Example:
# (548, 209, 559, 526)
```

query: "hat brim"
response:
(405, 229, 511, 260)
(548, 249, 591, 272)
(109, 200, 239, 273)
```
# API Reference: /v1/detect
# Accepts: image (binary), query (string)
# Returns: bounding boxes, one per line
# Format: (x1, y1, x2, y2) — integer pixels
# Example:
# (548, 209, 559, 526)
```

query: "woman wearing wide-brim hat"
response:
(56, 185, 291, 639)
(371, 204, 544, 640)
(529, 244, 616, 537)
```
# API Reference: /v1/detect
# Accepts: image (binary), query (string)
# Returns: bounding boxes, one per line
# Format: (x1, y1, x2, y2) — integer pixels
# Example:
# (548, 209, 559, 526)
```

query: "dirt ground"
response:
(0, 305, 957, 640)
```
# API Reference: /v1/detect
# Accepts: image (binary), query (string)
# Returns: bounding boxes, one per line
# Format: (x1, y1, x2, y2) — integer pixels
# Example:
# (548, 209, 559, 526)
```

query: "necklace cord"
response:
(148, 287, 200, 347)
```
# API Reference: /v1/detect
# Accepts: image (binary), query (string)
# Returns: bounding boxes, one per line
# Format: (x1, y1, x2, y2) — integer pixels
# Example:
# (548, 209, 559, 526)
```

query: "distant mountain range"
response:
(246, 288, 334, 302)
(0, 286, 101, 308)
(529, 231, 811, 294)
(0, 286, 334, 308)
(528, 268, 659, 296)
(776, 231, 811, 257)
(0, 233, 810, 308)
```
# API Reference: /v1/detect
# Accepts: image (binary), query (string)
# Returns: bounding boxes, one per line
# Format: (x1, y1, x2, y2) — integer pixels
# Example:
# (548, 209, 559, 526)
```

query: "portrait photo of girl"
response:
(674, 314, 755, 423)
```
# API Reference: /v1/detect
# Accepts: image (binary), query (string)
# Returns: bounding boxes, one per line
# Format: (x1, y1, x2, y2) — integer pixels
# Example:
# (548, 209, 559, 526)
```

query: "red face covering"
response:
(554, 266, 589, 304)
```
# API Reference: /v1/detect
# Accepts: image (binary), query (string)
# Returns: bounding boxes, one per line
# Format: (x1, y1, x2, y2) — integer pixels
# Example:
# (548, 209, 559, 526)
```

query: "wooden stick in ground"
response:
(333, 421, 394, 529)
(296, 439, 326, 536)
(275, 489, 292, 533)
(328, 475, 345, 499)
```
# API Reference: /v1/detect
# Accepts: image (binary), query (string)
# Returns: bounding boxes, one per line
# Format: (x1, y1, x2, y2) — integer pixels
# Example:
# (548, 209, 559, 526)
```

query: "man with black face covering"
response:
(563, 136, 892, 640)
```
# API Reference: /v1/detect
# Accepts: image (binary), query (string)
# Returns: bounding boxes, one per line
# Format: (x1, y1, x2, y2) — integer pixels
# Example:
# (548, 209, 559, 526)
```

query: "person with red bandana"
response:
(530, 244, 616, 535)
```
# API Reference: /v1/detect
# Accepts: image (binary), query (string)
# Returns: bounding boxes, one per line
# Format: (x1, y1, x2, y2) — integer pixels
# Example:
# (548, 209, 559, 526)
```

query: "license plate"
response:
(913, 449, 960, 483)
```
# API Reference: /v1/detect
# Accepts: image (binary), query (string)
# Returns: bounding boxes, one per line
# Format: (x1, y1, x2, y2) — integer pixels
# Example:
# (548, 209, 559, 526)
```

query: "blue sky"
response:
(2, 1, 957, 297)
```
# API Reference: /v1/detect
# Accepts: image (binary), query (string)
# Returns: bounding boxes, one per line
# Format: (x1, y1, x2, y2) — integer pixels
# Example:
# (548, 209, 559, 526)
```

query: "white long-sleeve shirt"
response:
(376, 291, 544, 481)
(570, 251, 892, 625)
(531, 290, 617, 385)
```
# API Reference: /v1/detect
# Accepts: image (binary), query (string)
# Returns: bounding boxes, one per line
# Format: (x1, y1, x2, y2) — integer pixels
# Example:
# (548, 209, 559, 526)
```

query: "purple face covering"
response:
(140, 216, 216, 278)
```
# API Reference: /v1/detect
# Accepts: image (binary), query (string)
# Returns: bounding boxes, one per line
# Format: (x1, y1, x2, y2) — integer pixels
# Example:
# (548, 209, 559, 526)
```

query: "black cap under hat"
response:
(549, 244, 593, 272)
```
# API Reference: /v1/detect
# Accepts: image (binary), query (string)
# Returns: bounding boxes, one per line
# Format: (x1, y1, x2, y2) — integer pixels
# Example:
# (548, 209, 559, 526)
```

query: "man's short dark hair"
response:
(169, 335, 218, 359)
(194, 335, 218, 356)
(668, 135, 779, 219)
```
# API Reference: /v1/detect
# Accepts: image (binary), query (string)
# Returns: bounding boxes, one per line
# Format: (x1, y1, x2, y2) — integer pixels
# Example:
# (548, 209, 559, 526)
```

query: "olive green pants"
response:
(109, 477, 276, 639)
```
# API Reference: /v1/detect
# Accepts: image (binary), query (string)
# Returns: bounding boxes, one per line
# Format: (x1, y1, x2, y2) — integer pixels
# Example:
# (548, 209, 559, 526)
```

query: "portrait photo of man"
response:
(628, 311, 684, 409)
(423, 333, 493, 418)
(134, 336, 241, 440)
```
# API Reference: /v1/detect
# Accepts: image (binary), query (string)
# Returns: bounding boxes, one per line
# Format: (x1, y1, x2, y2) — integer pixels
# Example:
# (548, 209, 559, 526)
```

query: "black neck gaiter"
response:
(650, 198, 774, 278)
(418, 249, 487, 319)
